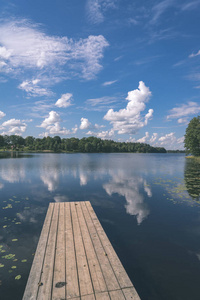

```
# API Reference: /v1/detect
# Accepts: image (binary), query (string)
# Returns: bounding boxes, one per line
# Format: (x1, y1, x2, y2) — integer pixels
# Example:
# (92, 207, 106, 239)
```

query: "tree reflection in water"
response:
(184, 158, 200, 201)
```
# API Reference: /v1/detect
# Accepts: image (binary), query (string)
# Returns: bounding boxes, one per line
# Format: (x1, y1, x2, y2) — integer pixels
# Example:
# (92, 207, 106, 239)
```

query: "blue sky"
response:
(0, 0, 200, 149)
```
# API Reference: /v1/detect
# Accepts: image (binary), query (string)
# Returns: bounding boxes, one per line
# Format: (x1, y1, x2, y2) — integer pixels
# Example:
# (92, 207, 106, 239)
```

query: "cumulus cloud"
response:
(79, 117, 104, 132)
(0, 118, 27, 135)
(39, 111, 60, 128)
(87, 128, 115, 139)
(104, 81, 153, 134)
(0, 19, 109, 82)
(167, 101, 200, 123)
(137, 132, 149, 143)
(55, 93, 73, 108)
(156, 132, 184, 149)
(38, 110, 77, 137)
(80, 118, 91, 130)
(149, 133, 158, 143)
(158, 132, 184, 149)
(0, 111, 6, 120)
(18, 79, 51, 97)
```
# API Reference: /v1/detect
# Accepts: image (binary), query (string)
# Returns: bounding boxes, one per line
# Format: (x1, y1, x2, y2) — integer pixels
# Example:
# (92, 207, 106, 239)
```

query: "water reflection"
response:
(103, 170, 151, 225)
(184, 158, 200, 201)
(40, 170, 59, 192)
(0, 163, 25, 183)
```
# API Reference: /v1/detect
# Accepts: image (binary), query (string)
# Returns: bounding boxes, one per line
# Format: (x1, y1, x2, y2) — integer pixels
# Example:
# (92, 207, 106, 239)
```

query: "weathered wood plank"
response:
(85, 202, 134, 289)
(76, 202, 107, 294)
(81, 202, 120, 291)
(70, 202, 93, 297)
(37, 203, 59, 300)
(22, 203, 54, 300)
(95, 292, 111, 300)
(65, 202, 80, 299)
(81, 294, 95, 300)
(23, 201, 141, 300)
(52, 203, 66, 300)
(109, 290, 126, 300)
(122, 287, 141, 300)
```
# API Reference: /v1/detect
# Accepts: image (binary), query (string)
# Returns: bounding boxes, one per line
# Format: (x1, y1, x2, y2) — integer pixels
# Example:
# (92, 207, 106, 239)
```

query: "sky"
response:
(0, 0, 200, 149)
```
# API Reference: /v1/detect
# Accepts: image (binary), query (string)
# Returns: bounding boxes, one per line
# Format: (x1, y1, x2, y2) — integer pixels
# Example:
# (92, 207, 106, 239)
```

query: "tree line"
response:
(0, 135, 167, 153)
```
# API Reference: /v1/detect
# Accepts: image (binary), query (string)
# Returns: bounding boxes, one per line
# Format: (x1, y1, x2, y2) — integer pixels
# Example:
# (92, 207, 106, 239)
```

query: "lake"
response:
(0, 153, 200, 300)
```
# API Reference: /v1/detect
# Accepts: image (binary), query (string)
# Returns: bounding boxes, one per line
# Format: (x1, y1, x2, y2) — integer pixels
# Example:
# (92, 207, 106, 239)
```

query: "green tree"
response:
(184, 116, 200, 156)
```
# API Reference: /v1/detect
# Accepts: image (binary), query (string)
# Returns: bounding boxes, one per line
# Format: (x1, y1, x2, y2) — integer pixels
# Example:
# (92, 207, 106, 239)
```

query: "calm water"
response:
(0, 153, 200, 300)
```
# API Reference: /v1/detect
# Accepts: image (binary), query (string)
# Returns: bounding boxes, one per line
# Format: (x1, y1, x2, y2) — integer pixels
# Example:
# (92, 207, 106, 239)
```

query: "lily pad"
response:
(15, 275, 21, 280)
(2, 254, 15, 260)
(12, 239, 18, 242)
(0, 263, 4, 268)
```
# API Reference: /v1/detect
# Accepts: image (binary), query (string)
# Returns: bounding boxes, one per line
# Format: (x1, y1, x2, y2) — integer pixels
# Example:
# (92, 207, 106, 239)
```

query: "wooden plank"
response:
(85, 202, 134, 289)
(81, 202, 120, 291)
(37, 203, 59, 300)
(96, 292, 111, 300)
(24, 201, 141, 300)
(65, 202, 80, 299)
(52, 203, 66, 300)
(76, 202, 107, 294)
(70, 202, 93, 297)
(122, 287, 141, 300)
(81, 294, 95, 300)
(109, 290, 126, 300)
(22, 203, 54, 300)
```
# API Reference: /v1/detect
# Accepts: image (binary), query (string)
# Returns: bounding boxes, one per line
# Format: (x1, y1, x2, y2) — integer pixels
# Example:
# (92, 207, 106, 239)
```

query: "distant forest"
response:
(0, 135, 167, 153)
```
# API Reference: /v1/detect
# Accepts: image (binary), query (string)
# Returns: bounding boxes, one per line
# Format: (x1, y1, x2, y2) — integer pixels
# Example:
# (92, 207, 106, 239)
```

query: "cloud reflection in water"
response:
(103, 170, 151, 225)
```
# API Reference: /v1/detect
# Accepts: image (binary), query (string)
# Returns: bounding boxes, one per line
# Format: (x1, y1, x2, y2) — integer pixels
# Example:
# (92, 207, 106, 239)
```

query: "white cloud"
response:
(177, 118, 189, 124)
(95, 129, 115, 139)
(104, 81, 153, 134)
(182, 1, 200, 11)
(159, 132, 176, 144)
(38, 110, 77, 137)
(0, 118, 27, 135)
(0, 19, 109, 82)
(151, 0, 174, 24)
(39, 111, 60, 128)
(137, 132, 149, 143)
(79, 117, 104, 131)
(85, 96, 118, 111)
(167, 101, 200, 123)
(102, 80, 117, 86)
(189, 50, 200, 58)
(0, 46, 12, 59)
(31, 100, 53, 114)
(149, 133, 158, 143)
(86, 0, 117, 24)
(80, 118, 91, 130)
(18, 79, 51, 97)
(0, 111, 6, 120)
(156, 133, 184, 150)
(55, 93, 73, 108)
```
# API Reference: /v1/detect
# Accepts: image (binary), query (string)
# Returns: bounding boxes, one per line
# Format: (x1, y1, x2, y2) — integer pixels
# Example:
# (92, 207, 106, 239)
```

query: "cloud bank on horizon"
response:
(0, 0, 200, 149)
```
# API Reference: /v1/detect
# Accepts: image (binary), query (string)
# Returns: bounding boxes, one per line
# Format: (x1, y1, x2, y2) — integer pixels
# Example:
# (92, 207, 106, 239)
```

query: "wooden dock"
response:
(23, 201, 141, 300)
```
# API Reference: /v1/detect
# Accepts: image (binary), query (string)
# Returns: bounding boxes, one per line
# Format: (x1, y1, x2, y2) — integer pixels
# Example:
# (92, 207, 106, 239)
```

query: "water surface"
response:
(0, 153, 200, 300)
